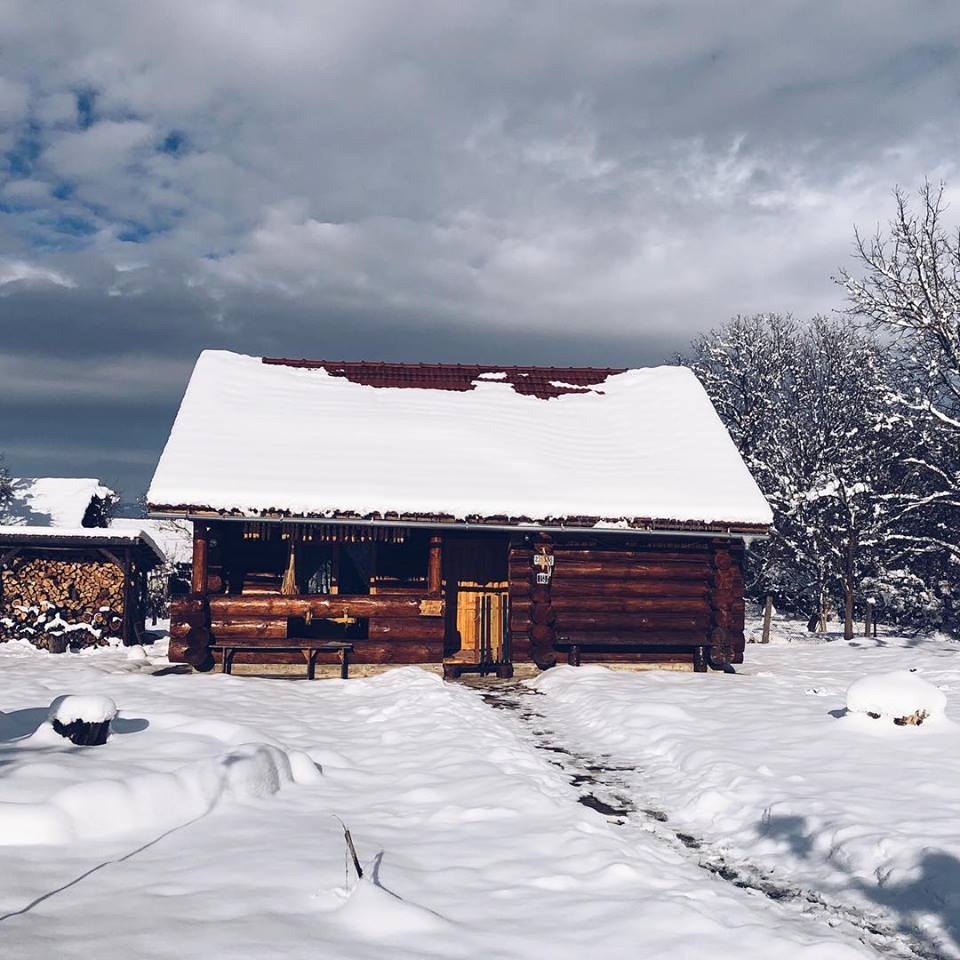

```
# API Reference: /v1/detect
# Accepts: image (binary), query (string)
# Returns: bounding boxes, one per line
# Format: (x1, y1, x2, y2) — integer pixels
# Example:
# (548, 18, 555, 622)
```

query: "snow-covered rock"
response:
(845, 670, 946, 723)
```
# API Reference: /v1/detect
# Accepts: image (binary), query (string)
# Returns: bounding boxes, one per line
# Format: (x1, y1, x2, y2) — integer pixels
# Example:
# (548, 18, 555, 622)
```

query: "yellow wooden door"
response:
(455, 582, 507, 661)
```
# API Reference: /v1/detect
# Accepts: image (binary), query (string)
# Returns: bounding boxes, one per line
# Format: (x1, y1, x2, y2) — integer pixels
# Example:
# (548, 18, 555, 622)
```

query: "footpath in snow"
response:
(0, 638, 873, 960)
(530, 628, 960, 959)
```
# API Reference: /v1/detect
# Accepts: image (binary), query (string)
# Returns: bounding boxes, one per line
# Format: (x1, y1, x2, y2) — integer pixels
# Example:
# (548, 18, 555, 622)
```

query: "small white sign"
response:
(536, 571, 552, 585)
(533, 554, 555, 568)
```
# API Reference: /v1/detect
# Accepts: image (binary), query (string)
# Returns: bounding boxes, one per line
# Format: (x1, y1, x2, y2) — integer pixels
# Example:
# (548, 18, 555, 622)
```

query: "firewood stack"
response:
(0, 556, 125, 651)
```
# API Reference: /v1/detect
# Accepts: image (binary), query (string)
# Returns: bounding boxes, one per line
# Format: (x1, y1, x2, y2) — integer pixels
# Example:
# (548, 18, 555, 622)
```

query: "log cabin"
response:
(0, 526, 164, 651)
(147, 351, 772, 676)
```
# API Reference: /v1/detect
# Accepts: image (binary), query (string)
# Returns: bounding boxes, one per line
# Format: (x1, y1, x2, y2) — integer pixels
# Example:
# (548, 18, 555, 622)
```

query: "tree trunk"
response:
(843, 531, 858, 642)
(761, 594, 772, 643)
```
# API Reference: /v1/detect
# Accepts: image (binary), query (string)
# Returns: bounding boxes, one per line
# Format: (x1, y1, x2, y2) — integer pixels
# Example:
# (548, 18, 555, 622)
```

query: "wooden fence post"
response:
(761, 594, 772, 644)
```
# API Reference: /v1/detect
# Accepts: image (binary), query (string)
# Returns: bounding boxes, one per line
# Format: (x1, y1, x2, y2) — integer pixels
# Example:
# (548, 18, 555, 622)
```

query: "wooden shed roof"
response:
(0, 526, 166, 565)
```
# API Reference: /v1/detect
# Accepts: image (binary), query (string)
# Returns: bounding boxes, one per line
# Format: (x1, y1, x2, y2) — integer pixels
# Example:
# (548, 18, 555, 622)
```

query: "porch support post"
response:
(122, 546, 133, 646)
(529, 533, 557, 670)
(192, 522, 210, 595)
(428, 535, 443, 596)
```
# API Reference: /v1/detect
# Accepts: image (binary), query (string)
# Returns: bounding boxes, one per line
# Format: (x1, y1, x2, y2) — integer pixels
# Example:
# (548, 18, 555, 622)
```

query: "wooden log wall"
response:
(507, 540, 532, 661)
(170, 521, 749, 670)
(507, 536, 747, 666)
(169, 588, 446, 667)
(168, 594, 213, 669)
(707, 540, 747, 663)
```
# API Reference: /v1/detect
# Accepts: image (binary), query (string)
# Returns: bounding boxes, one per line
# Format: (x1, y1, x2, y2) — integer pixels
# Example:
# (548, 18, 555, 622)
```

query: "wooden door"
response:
(454, 582, 508, 662)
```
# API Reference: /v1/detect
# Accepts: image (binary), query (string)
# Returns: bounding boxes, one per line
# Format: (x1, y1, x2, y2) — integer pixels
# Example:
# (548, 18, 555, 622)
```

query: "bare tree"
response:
(687, 315, 926, 635)
(838, 182, 960, 567)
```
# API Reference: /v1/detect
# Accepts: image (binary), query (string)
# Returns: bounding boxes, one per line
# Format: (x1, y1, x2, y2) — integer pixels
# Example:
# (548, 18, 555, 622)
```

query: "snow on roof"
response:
(6, 477, 115, 528)
(0, 525, 165, 562)
(110, 518, 193, 565)
(147, 350, 773, 531)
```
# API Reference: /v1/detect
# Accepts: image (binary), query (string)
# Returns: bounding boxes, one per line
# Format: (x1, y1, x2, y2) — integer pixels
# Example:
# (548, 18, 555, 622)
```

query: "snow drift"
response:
(0, 741, 320, 845)
(845, 670, 947, 723)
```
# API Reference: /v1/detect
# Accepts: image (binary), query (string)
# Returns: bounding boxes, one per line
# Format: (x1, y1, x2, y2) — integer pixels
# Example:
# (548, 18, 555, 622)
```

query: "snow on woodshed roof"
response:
(146, 351, 773, 531)
(6, 477, 115, 527)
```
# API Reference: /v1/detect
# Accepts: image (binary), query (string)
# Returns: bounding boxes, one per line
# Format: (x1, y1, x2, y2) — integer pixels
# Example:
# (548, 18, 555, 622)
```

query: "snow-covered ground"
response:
(532, 624, 960, 958)
(0, 625, 955, 958)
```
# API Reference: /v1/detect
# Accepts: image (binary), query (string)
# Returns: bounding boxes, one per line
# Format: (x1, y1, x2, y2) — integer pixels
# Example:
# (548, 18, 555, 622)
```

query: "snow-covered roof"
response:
(0, 525, 165, 563)
(5, 477, 115, 528)
(147, 350, 773, 532)
(110, 518, 193, 566)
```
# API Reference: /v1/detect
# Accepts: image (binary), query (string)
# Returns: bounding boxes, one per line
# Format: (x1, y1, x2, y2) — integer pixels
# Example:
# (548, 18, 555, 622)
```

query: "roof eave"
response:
(147, 504, 771, 542)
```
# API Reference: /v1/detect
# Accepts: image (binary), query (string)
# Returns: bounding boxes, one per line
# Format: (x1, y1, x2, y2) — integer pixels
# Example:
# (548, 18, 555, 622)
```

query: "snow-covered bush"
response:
(845, 671, 946, 725)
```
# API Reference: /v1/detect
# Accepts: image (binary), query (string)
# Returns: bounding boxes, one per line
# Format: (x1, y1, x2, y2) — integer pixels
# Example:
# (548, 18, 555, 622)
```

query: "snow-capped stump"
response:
(47, 694, 118, 745)
(845, 671, 946, 726)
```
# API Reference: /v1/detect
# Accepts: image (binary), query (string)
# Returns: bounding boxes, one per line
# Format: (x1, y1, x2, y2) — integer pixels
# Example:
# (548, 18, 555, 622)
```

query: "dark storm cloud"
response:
(1, 1, 959, 498)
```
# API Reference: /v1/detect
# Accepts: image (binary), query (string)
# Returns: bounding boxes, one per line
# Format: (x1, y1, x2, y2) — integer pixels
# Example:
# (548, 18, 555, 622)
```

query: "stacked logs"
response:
(0, 556, 124, 651)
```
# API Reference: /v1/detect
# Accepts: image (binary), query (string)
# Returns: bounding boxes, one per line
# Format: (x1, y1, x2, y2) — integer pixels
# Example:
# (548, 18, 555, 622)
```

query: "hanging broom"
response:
(281, 539, 298, 595)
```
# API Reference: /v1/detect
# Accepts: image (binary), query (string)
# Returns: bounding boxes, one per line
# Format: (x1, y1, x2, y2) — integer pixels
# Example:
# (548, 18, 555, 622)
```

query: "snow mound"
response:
(47, 694, 118, 725)
(0, 742, 320, 846)
(845, 671, 946, 723)
(331, 878, 451, 938)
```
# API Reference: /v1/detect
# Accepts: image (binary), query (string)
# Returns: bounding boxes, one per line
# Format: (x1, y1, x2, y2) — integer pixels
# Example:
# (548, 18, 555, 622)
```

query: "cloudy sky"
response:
(1, 1, 959, 503)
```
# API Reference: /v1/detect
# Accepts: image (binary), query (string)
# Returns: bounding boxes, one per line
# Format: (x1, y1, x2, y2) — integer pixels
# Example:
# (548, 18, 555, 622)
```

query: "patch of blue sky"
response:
(49, 214, 98, 237)
(202, 247, 237, 261)
(160, 131, 188, 155)
(75, 89, 96, 129)
(117, 222, 155, 243)
(3, 125, 42, 178)
(14, 208, 100, 252)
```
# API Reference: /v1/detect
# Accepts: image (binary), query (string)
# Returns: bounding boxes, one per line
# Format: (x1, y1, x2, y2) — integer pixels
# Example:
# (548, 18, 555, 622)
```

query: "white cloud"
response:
(0, 3, 957, 344)
(44, 120, 155, 179)
(1, 179, 53, 203)
(0, 76, 28, 123)
(33, 91, 77, 125)
(0, 259, 75, 288)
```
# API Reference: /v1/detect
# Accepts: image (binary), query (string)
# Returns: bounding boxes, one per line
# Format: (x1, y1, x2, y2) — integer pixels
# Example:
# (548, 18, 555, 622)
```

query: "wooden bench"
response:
(211, 641, 353, 679)
(555, 637, 732, 673)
